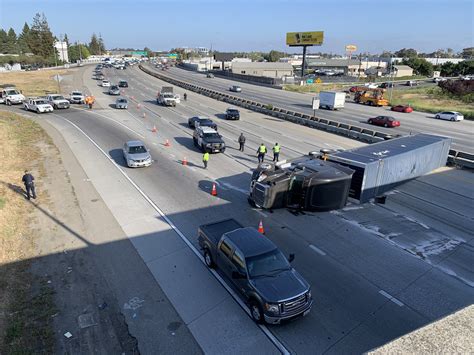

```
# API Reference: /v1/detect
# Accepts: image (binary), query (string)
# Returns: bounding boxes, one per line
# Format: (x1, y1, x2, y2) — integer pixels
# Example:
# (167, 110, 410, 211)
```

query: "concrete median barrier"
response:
(139, 64, 472, 169)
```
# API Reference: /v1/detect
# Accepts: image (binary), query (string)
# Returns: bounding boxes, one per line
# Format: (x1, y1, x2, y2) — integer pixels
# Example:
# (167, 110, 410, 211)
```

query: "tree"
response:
(0, 29, 7, 53)
(380, 51, 393, 58)
(17, 22, 31, 54)
(264, 50, 286, 62)
(89, 33, 101, 55)
(28, 13, 55, 58)
(5, 28, 18, 54)
(402, 57, 434, 76)
(461, 47, 474, 59)
(394, 48, 418, 58)
(68, 43, 90, 62)
(143, 47, 153, 57)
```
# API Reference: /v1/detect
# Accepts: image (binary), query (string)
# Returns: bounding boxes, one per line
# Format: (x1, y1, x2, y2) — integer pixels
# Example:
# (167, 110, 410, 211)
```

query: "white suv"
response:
(23, 98, 54, 113)
(1, 87, 25, 105)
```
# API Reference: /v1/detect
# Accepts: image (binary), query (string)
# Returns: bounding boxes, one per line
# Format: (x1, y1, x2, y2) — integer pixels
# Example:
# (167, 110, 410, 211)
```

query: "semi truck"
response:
(318, 91, 346, 110)
(198, 219, 313, 324)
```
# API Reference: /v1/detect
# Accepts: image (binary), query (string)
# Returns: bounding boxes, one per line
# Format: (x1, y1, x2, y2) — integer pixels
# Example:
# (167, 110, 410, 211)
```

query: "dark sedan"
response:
(225, 108, 240, 120)
(118, 80, 128, 88)
(188, 116, 217, 130)
(368, 116, 400, 128)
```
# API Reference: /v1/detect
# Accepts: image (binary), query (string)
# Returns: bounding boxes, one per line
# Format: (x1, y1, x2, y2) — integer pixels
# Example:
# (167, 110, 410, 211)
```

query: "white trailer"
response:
(319, 91, 346, 110)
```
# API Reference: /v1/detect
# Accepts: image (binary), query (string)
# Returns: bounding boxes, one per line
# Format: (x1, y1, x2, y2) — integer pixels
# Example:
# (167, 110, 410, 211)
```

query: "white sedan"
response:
(101, 80, 110, 87)
(434, 111, 464, 121)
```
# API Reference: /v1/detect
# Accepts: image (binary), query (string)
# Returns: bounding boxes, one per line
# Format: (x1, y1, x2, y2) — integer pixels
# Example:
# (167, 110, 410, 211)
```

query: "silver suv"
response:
(122, 140, 152, 168)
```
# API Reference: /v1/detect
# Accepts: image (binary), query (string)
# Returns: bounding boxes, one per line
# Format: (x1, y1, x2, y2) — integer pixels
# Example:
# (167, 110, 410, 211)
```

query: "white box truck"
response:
(319, 91, 345, 110)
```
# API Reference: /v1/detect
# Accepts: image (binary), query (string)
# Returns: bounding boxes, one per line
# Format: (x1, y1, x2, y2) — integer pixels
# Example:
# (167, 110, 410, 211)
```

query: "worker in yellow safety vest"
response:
(257, 143, 267, 163)
(272, 143, 281, 162)
(85, 95, 95, 109)
(203, 151, 210, 169)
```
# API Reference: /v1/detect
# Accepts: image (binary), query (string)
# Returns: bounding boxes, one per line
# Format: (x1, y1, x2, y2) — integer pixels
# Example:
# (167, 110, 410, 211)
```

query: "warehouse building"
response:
(305, 58, 389, 77)
(393, 65, 414, 77)
(231, 62, 294, 79)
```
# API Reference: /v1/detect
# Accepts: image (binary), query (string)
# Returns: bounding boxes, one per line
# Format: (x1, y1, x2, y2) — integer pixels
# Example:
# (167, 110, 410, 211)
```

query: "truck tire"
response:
(204, 249, 215, 268)
(249, 300, 264, 324)
(6, 100, 11, 106)
(36, 108, 40, 114)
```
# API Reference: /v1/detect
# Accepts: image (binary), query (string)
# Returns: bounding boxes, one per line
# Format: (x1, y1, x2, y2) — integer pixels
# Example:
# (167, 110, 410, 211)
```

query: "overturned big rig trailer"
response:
(248, 133, 452, 211)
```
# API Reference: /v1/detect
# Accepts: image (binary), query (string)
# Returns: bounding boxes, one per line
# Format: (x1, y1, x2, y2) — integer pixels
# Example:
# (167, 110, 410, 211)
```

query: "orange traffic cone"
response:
(211, 183, 217, 196)
(164, 139, 170, 147)
(182, 157, 188, 166)
(258, 220, 265, 234)
(151, 125, 157, 133)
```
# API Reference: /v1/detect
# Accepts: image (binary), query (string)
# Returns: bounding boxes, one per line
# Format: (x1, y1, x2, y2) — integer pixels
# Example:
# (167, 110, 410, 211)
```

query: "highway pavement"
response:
(12, 64, 473, 354)
(152, 65, 474, 153)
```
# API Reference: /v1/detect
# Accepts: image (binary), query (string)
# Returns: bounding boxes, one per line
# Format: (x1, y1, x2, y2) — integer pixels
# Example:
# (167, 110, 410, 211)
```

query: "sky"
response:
(1, 0, 473, 54)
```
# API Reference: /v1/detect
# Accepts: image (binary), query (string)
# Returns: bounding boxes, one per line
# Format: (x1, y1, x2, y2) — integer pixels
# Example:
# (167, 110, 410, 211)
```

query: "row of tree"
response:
(0, 13, 106, 65)
(381, 47, 473, 59)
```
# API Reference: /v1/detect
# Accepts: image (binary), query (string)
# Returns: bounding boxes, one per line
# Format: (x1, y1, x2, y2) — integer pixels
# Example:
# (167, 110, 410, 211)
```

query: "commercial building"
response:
(54, 41, 68, 63)
(305, 58, 388, 77)
(392, 65, 414, 77)
(230, 62, 293, 79)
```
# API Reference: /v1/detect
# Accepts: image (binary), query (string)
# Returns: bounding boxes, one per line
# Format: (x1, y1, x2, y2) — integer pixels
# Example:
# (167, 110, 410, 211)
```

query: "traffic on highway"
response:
(1, 4, 473, 354)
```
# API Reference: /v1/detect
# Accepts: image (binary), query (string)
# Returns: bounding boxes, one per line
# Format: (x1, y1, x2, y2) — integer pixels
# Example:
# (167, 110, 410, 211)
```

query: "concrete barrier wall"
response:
(139, 65, 473, 170)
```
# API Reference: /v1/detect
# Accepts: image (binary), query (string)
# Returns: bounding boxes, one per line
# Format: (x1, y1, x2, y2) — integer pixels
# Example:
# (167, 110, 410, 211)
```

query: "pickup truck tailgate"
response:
(198, 219, 243, 247)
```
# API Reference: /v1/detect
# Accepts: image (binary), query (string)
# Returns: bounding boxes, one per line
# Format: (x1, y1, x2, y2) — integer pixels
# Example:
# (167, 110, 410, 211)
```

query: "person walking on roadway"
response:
(203, 151, 210, 169)
(272, 143, 281, 162)
(257, 143, 267, 163)
(22, 170, 36, 200)
(183, 92, 187, 101)
(238, 133, 246, 152)
(85, 95, 95, 109)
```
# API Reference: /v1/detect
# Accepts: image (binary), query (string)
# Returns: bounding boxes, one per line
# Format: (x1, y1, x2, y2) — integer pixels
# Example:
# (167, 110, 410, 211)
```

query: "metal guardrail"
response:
(139, 65, 473, 170)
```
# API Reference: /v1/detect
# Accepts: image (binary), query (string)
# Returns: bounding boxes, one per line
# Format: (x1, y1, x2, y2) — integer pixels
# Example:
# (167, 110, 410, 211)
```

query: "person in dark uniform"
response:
(22, 170, 36, 200)
(238, 133, 246, 152)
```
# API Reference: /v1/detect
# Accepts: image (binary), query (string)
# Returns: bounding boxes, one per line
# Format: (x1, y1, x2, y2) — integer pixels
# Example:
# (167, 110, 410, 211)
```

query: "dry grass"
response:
(390, 87, 474, 119)
(0, 69, 67, 97)
(0, 110, 56, 353)
(283, 83, 346, 93)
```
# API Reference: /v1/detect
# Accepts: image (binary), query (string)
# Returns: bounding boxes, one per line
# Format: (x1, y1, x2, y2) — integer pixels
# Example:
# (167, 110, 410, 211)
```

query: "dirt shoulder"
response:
(0, 110, 140, 353)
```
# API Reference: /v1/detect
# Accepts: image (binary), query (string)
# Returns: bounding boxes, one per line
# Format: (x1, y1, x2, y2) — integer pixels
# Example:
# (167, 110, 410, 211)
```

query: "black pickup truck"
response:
(198, 219, 313, 324)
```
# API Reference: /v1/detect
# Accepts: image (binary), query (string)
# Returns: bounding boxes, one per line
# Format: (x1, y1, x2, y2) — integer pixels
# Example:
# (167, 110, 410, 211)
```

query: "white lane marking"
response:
(379, 290, 404, 307)
(70, 107, 145, 139)
(255, 210, 268, 218)
(60, 117, 290, 355)
(309, 244, 326, 256)
(216, 181, 247, 194)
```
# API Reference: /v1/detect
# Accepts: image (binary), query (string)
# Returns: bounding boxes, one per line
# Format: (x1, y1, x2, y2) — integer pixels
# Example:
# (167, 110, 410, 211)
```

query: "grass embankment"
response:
(283, 83, 346, 93)
(0, 69, 66, 96)
(0, 112, 56, 353)
(390, 86, 474, 119)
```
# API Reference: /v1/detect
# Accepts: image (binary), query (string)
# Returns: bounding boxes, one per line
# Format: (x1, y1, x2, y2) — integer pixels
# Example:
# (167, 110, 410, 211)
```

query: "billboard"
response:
(345, 45, 357, 52)
(286, 31, 324, 46)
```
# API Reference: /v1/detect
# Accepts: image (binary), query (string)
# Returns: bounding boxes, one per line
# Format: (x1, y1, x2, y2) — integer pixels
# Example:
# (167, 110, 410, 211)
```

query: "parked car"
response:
(101, 80, 110, 87)
(225, 108, 240, 120)
(122, 140, 152, 168)
(434, 111, 464, 121)
(406, 80, 418, 86)
(368, 116, 400, 128)
(115, 97, 128, 109)
(230, 85, 242, 92)
(95, 74, 105, 80)
(391, 105, 413, 113)
(69, 91, 85, 104)
(365, 83, 379, 89)
(23, 98, 53, 113)
(188, 116, 217, 130)
(108, 85, 120, 95)
(198, 219, 313, 324)
(379, 82, 394, 88)
(46, 94, 70, 109)
(193, 126, 225, 153)
(206, 73, 214, 78)
(118, 80, 128, 88)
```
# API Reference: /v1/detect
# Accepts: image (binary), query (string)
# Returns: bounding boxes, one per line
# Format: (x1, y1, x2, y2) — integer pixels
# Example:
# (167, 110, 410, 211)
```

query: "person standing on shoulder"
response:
(238, 133, 246, 152)
(22, 170, 36, 200)
(257, 143, 267, 163)
(203, 151, 210, 169)
(272, 143, 281, 162)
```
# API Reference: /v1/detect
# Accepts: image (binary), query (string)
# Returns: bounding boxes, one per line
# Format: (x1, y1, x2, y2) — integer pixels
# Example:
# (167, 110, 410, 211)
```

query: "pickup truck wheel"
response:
(6, 100, 11, 106)
(204, 249, 215, 268)
(36, 108, 40, 114)
(250, 300, 264, 324)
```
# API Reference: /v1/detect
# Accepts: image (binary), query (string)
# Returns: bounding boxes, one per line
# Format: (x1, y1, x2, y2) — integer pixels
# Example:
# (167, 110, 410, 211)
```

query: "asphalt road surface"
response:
(151, 65, 473, 154)
(11, 64, 473, 354)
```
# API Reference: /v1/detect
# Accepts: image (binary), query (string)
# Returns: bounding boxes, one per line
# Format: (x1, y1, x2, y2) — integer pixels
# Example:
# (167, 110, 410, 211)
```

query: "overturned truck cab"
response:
(248, 156, 354, 212)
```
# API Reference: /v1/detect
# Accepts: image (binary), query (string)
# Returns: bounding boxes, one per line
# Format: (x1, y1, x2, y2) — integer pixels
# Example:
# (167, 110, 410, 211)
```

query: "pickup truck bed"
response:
(198, 219, 243, 248)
